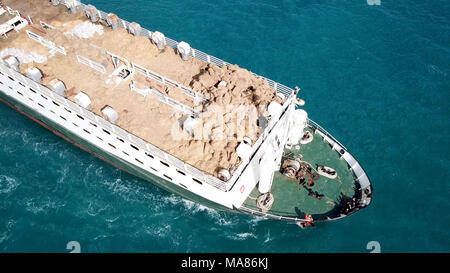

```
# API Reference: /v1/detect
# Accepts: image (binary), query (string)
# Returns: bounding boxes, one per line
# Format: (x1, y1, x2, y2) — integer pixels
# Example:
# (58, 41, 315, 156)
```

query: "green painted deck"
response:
(242, 126, 357, 220)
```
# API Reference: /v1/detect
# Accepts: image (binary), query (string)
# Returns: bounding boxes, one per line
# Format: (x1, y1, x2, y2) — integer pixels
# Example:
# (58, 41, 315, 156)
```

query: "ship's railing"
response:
(4, 5, 19, 16)
(129, 81, 198, 116)
(238, 206, 309, 223)
(307, 118, 347, 151)
(26, 30, 66, 55)
(308, 119, 371, 189)
(60, 0, 294, 98)
(76, 54, 106, 74)
(130, 62, 207, 104)
(101, 48, 207, 105)
(340, 150, 371, 189)
(39, 20, 56, 30)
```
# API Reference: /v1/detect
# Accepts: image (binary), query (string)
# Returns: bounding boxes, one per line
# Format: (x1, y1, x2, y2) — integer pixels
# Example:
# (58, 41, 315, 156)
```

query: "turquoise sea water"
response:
(0, 0, 449, 252)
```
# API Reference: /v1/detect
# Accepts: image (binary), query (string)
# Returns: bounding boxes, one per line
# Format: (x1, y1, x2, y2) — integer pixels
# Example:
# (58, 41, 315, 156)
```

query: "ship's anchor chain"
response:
(256, 192, 274, 213)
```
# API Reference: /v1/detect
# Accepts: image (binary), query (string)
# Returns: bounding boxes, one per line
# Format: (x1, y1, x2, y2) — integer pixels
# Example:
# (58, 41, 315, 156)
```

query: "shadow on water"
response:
(294, 206, 306, 218)
(312, 183, 361, 221)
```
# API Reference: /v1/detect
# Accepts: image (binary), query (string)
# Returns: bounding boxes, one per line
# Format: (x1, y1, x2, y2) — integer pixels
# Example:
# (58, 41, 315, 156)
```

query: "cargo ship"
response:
(0, 0, 372, 226)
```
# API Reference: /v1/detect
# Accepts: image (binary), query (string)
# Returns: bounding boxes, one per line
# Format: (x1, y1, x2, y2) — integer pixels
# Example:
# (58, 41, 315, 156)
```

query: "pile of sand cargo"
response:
(190, 63, 282, 109)
(160, 63, 284, 174)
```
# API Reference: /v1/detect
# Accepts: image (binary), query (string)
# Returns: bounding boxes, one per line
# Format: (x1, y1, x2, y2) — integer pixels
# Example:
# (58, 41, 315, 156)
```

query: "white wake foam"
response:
(227, 232, 257, 241)
(0, 175, 20, 194)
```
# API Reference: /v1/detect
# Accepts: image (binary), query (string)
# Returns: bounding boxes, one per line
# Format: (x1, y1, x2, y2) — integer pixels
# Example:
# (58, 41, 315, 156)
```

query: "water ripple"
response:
(0, 175, 20, 194)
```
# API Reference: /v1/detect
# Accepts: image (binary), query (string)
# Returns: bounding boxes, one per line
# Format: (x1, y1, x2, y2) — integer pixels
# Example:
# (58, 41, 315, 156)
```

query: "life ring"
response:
(300, 131, 313, 144)
(317, 166, 338, 179)
(240, 185, 245, 193)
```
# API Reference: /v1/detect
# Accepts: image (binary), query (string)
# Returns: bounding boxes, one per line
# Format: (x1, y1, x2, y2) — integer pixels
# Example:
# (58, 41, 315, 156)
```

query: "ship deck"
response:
(0, 0, 282, 177)
(0, 10, 12, 24)
(241, 125, 359, 221)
